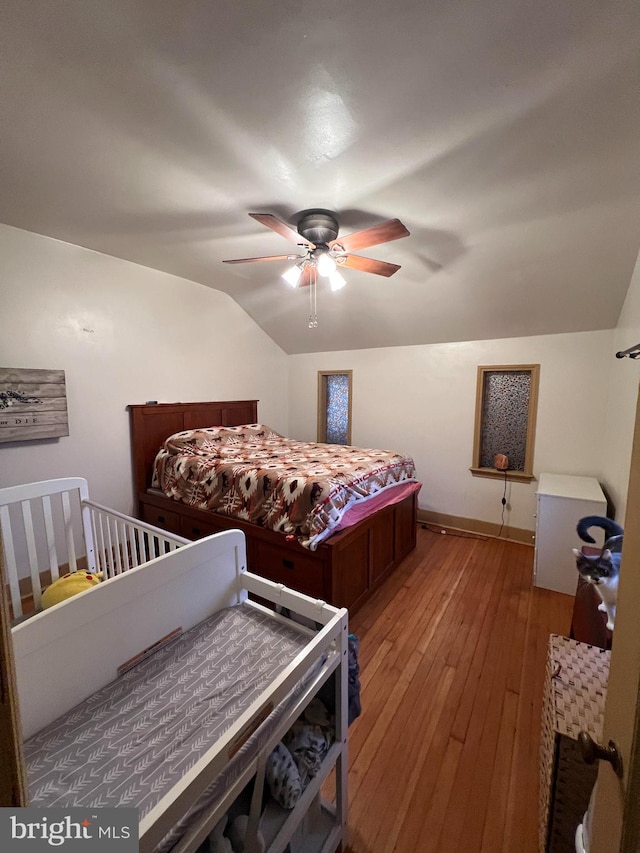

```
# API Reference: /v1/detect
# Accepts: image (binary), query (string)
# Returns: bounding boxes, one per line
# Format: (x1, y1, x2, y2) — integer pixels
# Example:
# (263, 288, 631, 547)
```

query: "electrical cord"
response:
(421, 461, 509, 541)
(420, 523, 488, 541)
(497, 469, 508, 537)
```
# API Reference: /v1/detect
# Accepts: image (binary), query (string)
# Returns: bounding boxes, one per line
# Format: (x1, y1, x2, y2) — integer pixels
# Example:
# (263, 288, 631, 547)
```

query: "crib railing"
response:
(83, 499, 188, 577)
(0, 478, 188, 622)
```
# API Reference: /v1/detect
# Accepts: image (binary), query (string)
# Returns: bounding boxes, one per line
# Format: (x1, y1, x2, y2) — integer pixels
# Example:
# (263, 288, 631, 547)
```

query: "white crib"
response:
(10, 529, 349, 853)
(0, 477, 188, 621)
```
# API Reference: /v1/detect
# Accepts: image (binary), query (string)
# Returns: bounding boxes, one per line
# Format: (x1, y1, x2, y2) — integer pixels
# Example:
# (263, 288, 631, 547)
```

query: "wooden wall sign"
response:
(0, 368, 69, 443)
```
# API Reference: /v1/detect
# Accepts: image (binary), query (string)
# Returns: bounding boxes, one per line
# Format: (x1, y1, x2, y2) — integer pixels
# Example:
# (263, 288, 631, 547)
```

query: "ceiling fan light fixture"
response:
(226, 210, 410, 326)
(282, 264, 303, 288)
(329, 270, 346, 291)
(317, 251, 337, 278)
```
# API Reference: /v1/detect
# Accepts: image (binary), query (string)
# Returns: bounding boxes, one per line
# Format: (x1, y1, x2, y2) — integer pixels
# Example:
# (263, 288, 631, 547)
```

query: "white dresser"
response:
(534, 473, 607, 595)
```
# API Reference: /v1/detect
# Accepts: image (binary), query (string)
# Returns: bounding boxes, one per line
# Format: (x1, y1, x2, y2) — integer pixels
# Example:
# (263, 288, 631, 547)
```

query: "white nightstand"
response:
(534, 474, 607, 595)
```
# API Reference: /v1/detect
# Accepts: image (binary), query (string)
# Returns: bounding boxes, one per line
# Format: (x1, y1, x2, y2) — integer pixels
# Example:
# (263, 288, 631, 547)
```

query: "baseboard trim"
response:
(418, 508, 534, 546)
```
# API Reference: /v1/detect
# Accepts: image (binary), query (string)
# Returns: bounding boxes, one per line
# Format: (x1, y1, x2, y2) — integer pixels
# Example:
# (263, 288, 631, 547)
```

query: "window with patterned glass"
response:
(470, 364, 540, 481)
(318, 370, 352, 445)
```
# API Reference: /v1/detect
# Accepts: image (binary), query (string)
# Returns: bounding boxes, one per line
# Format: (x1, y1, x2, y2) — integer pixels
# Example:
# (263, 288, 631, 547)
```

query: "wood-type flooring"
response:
(343, 525, 574, 853)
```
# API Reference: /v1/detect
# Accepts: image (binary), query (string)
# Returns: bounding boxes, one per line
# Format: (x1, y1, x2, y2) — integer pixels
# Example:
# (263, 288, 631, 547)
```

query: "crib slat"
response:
(1, 506, 23, 620)
(116, 517, 126, 574)
(111, 519, 121, 575)
(81, 501, 96, 572)
(41, 495, 60, 583)
(128, 524, 140, 568)
(20, 501, 43, 612)
(140, 527, 150, 564)
(61, 491, 78, 573)
(107, 515, 120, 576)
(89, 508, 100, 574)
(104, 514, 116, 578)
(122, 520, 134, 570)
(95, 513, 107, 576)
(115, 519, 126, 574)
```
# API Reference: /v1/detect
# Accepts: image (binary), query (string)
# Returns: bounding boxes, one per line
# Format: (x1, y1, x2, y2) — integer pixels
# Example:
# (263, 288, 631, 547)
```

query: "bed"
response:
(129, 400, 420, 612)
(9, 528, 349, 853)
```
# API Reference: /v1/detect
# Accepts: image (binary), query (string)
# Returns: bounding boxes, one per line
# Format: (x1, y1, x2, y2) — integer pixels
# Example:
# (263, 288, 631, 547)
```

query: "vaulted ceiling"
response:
(1, 0, 639, 354)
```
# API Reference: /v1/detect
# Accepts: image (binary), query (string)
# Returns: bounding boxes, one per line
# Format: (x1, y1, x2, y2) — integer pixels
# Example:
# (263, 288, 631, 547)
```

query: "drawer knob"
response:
(578, 732, 623, 777)
(157, 515, 165, 523)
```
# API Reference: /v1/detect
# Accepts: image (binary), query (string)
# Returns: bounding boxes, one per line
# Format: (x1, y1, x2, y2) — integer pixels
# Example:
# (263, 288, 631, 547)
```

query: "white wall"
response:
(288, 331, 613, 534)
(3, 222, 637, 536)
(602, 249, 640, 523)
(0, 225, 288, 513)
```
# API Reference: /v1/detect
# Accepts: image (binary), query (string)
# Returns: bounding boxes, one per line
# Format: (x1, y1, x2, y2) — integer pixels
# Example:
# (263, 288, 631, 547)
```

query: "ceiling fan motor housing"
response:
(297, 210, 339, 246)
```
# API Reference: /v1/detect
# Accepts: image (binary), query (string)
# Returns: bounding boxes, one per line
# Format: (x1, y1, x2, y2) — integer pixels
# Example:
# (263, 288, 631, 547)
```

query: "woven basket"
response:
(539, 634, 610, 853)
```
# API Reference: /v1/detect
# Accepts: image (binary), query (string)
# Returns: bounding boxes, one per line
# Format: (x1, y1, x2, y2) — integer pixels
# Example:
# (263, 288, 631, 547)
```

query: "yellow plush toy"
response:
(41, 571, 102, 609)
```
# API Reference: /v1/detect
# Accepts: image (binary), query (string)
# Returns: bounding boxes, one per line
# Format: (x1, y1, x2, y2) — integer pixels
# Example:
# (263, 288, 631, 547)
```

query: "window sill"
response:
(469, 467, 536, 483)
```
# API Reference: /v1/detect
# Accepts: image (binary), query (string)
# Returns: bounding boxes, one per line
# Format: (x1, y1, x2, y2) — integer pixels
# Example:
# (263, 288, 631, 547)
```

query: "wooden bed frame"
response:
(129, 400, 418, 612)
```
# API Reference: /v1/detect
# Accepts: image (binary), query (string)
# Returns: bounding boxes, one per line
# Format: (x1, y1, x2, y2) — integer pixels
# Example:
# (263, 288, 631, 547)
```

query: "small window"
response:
(318, 371, 352, 445)
(470, 364, 539, 481)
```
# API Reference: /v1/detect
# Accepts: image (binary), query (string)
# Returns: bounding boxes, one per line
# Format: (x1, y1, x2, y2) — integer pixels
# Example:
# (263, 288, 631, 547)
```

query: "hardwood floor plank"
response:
(347, 538, 484, 839)
(351, 660, 457, 850)
(347, 541, 469, 802)
(380, 665, 458, 851)
(450, 557, 525, 849)
(348, 541, 473, 811)
(480, 688, 520, 852)
(438, 542, 530, 851)
(406, 735, 464, 853)
(503, 560, 543, 852)
(345, 528, 574, 853)
(448, 540, 512, 743)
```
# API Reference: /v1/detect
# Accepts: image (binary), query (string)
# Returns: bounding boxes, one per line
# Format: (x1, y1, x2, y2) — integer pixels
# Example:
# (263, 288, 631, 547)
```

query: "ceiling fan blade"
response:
(339, 254, 401, 277)
(330, 218, 410, 253)
(223, 254, 300, 264)
(249, 213, 315, 248)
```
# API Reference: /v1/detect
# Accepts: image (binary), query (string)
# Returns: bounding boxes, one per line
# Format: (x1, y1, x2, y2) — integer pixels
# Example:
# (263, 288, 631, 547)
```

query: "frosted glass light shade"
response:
(282, 265, 303, 287)
(317, 252, 337, 277)
(329, 270, 346, 291)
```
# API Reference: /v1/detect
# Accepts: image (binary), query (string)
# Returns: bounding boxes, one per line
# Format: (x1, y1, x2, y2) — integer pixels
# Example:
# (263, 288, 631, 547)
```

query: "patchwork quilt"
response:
(152, 424, 418, 549)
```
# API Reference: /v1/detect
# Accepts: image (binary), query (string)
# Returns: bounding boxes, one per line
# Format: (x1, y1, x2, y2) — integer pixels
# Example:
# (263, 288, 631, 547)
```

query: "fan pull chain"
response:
(308, 266, 318, 328)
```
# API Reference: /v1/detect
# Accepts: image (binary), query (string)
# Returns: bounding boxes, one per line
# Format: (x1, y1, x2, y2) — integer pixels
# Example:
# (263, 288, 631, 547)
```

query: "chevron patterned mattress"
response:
(24, 604, 315, 850)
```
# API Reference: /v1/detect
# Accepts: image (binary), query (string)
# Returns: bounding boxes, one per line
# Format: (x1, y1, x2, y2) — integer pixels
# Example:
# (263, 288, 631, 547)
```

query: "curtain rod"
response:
(616, 342, 640, 359)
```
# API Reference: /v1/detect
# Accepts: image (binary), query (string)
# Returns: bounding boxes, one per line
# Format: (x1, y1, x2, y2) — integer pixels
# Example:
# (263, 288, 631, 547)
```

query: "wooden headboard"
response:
(128, 400, 258, 499)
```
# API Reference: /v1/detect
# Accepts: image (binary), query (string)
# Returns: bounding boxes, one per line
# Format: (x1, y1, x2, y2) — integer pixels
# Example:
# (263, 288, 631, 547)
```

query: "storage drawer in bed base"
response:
(138, 489, 418, 612)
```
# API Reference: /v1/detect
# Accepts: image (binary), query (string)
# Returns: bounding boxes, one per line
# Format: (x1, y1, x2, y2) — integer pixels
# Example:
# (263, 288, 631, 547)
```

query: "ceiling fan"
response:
(223, 210, 410, 291)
